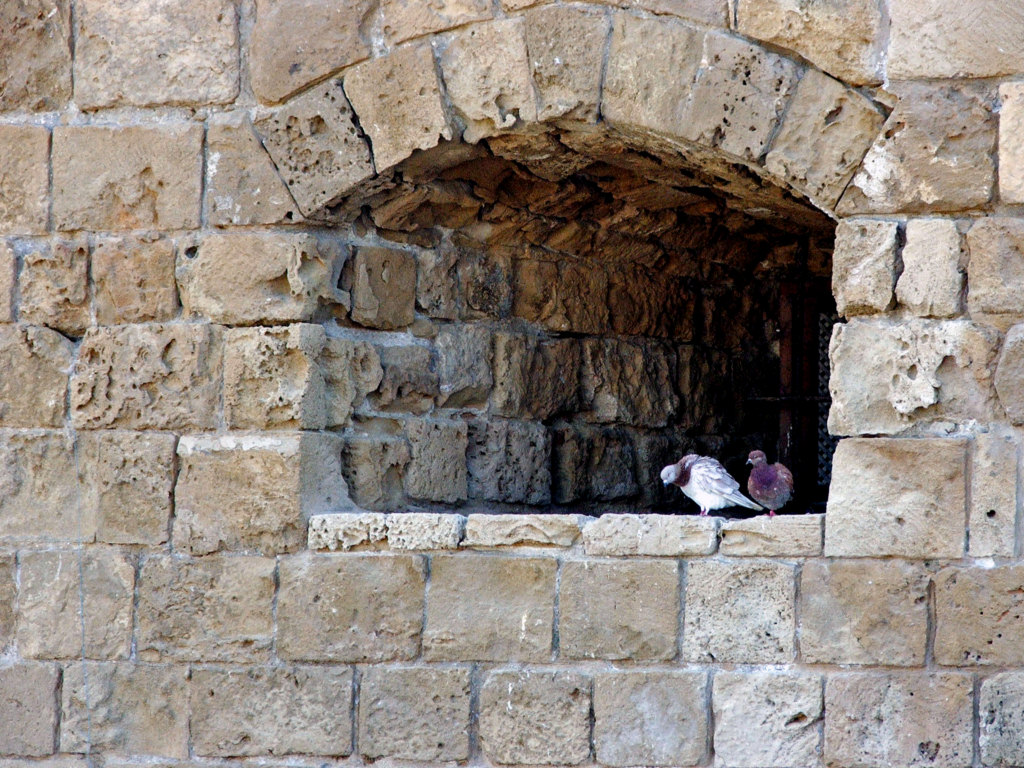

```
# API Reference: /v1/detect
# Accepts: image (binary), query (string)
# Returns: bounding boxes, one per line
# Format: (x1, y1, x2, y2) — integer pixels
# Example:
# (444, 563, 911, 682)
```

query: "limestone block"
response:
(404, 419, 468, 504)
(825, 438, 967, 558)
(277, 553, 425, 662)
(896, 219, 964, 317)
(980, 672, 1024, 766)
(467, 419, 551, 505)
(17, 549, 133, 660)
(0, 325, 72, 428)
(359, 666, 471, 762)
(344, 44, 452, 170)
(370, 345, 439, 414)
(713, 671, 823, 768)
(191, 666, 353, 757)
(824, 673, 973, 768)
(52, 125, 202, 230)
(1000, 83, 1024, 204)
(92, 235, 178, 324)
(435, 325, 492, 406)
(934, 565, 1024, 665)
(463, 513, 582, 548)
(523, 5, 608, 122)
(968, 217, 1024, 329)
(0, 242, 14, 321)
(0, 0, 71, 111)
(0, 554, 13, 651)
(479, 670, 590, 766)
(458, 247, 513, 318)
(424, 554, 555, 661)
(831, 219, 898, 316)
(765, 70, 885, 210)
(970, 431, 1019, 558)
(416, 247, 459, 319)
(552, 425, 638, 502)
(347, 246, 417, 329)
(205, 113, 301, 226)
(307, 511, 387, 551)
(0, 663, 59, 756)
(178, 233, 338, 325)
(254, 80, 374, 216)
(513, 258, 609, 335)
(491, 332, 581, 420)
(0, 126, 49, 235)
(385, 512, 463, 550)
(593, 670, 707, 768)
(583, 338, 678, 427)
(838, 82, 996, 214)
(560, 560, 678, 660)
(61, 662, 188, 758)
(321, 337, 382, 426)
(341, 434, 410, 509)
(608, 266, 693, 339)
(250, 0, 373, 103)
(174, 432, 348, 555)
(583, 514, 718, 556)
(720, 514, 823, 556)
(223, 324, 326, 429)
(585, 0, 726, 24)
(438, 19, 538, 143)
(380, 0, 491, 44)
(800, 559, 928, 665)
(0, 758, 86, 768)
(683, 559, 795, 663)
(137, 554, 274, 662)
(71, 324, 222, 431)
(18, 237, 89, 335)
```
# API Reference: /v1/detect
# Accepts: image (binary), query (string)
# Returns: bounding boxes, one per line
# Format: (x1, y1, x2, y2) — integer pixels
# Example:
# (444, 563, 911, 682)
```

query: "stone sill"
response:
(308, 511, 824, 558)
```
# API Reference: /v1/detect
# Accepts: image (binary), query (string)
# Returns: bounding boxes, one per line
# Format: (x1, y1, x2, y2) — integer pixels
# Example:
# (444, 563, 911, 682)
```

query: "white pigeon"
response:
(660, 454, 764, 515)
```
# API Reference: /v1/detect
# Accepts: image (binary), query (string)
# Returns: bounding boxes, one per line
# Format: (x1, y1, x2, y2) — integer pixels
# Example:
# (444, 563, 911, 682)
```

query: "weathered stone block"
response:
(404, 419, 468, 503)
(424, 554, 555, 661)
(583, 338, 678, 427)
(18, 237, 90, 335)
(359, 666, 471, 762)
(996, 324, 1024, 424)
(380, 0, 490, 44)
(720, 514, 823, 556)
(1001, 82, 1024, 204)
(825, 438, 967, 558)
(514, 258, 609, 334)
(277, 553, 425, 662)
(0, 126, 49, 235)
(92, 235, 178, 324)
(0, 0, 71, 111)
(0, 663, 59, 757)
(825, 673, 973, 768)
(560, 560, 678, 660)
(17, 549, 133, 660)
(346, 246, 417, 330)
(491, 332, 581, 420)
(341, 434, 410, 510)
(831, 219, 898, 316)
(0, 242, 14, 322)
(593, 670, 707, 767)
(713, 671, 823, 768)
(552, 425, 638, 503)
(463, 513, 581, 548)
(896, 219, 964, 317)
(683, 559, 795, 663)
(52, 125, 202, 230)
(370, 345, 438, 414)
(935, 565, 1024, 665)
(608, 266, 693, 339)
(0, 325, 72, 428)
(800, 559, 928, 665)
(307, 511, 387, 551)
(968, 217, 1024, 329)
(61, 662, 188, 758)
(191, 666, 353, 757)
(980, 672, 1024, 766)
(416, 246, 459, 319)
(0, 554, 13, 651)
(458, 247, 513, 318)
(583, 514, 718, 556)
(479, 670, 590, 766)
(970, 431, 1019, 557)
(321, 337, 382, 426)
(467, 419, 551, 505)
(435, 324, 492, 406)
(385, 512, 463, 550)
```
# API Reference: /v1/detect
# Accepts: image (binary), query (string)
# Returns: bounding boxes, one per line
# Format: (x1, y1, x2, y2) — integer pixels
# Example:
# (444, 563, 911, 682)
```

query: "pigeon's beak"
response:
(662, 480, 670, 486)
(746, 458, 752, 465)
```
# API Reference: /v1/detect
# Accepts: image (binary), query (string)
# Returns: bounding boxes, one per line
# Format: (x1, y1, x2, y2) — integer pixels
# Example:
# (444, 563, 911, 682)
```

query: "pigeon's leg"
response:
(768, 509, 776, 518)
(699, 509, 708, 516)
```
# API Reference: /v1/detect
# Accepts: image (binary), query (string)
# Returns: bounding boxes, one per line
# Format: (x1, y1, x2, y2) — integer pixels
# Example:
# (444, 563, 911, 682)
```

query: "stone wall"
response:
(3, 0, 1024, 765)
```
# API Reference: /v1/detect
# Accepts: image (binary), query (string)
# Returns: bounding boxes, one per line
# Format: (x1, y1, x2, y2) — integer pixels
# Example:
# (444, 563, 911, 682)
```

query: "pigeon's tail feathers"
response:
(726, 490, 764, 511)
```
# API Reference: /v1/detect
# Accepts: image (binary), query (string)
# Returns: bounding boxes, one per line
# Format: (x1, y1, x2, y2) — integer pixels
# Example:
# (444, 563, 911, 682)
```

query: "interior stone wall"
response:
(2, 1, 1024, 767)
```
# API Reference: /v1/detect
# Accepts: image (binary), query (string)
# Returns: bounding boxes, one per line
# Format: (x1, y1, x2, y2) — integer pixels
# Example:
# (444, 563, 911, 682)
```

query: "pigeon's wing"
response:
(690, 457, 741, 496)
(769, 463, 794, 502)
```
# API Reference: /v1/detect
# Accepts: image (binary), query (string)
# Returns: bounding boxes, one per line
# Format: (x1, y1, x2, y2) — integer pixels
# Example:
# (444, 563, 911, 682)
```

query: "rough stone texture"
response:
(424, 555, 555, 661)
(359, 666, 471, 762)
(18, 237, 90, 334)
(174, 432, 348, 556)
(800, 559, 929, 665)
(593, 670, 707, 768)
(321, 337, 382, 426)
(463, 513, 581, 548)
(552, 425, 639, 503)
(277, 553, 425, 662)
(479, 670, 591, 766)
(583, 513, 717, 556)
(838, 82, 996, 214)
(380, 0, 490, 43)
(52, 125, 203, 230)
(980, 672, 1024, 767)
(513, 258, 609, 334)
(825, 673, 973, 768)
(719, 514, 823, 556)
(255, 79, 374, 216)
(467, 419, 551, 505)
(1001, 82, 1024, 204)
(896, 218, 964, 317)
(136, 554, 275, 662)
(72, 324, 222, 431)
(997, 325, 1024, 425)
(832, 218, 898, 316)
(385, 512, 463, 550)
(491, 333, 581, 420)
(205, 113, 302, 226)
(713, 671, 823, 768)
(61, 662, 188, 758)
(825, 438, 967, 558)
(969, 431, 1019, 558)
(435, 324, 492, 406)
(347, 246, 417, 329)
(0, 0, 71, 111)
(0, 126, 49, 235)
(560, 560, 678, 660)
(0, 663, 59, 757)
(92, 235, 179, 324)
(0, 554, 13, 651)
(935, 565, 1024, 665)
(583, 338, 678, 427)
(0, 243, 14, 322)
(416, 246, 459, 319)
(191, 666, 353, 757)
(307, 511, 387, 551)
(341, 434, 410, 509)
(0, 324, 72, 428)
(684, 559, 795, 663)
(370, 345, 439, 414)
(17, 549, 133, 660)
(250, 0, 373, 104)
(404, 419, 468, 503)
(968, 217, 1024, 330)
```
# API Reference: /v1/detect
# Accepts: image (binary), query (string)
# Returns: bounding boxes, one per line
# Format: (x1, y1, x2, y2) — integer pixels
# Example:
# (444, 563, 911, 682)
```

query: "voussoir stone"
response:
(92, 235, 179, 324)
(463, 513, 581, 548)
(1000, 82, 1024, 204)
(0, 0, 71, 111)
(0, 125, 49, 235)
(968, 217, 1024, 330)
(935, 565, 1024, 665)
(720, 514, 823, 556)
(0, 324, 72, 428)
(895, 218, 964, 317)
(380, 0, 491, 44)
(980, 672, 1024, 766)
(18, 237, 89, 335)
(969, 430, 1019, 557)
(0, 663, 60, 756)
(583, 514, 717, 556)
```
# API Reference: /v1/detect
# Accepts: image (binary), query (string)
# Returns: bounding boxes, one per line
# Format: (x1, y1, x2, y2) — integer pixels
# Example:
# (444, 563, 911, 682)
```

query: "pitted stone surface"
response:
(969, 431, 1019, 557)
(371, 345, 438, 414)
(463, 513, 582, 548)
(720, 514, 823, 556)
(18, 237, 89, 335)
(404, 419, 469, 503)
(896, 218, 964, 317)
(92, 235, 179, 324)
(385, 512, 463, 550)
(0, 324, 72, 428)
(935, 565, 1024, 666)
(0, 125, 49, 235)
(583, 514, 718, 556)
(980, 672, 1024, 766)
(341, 434, 410, 510)
(0, 0, 71, 111)
(380, 0, 491, 44)
(1001, 82, 1024, 204)
(467, 419, 551, 505)
(0, 663, 60, 756)
(322, 337, 382, 426)
(307, 512, 388, 551)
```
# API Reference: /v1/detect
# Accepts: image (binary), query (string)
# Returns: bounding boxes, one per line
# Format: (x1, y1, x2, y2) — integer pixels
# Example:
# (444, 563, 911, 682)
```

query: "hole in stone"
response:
(183, 245, 198, 259)
(987, 509, 997, 518)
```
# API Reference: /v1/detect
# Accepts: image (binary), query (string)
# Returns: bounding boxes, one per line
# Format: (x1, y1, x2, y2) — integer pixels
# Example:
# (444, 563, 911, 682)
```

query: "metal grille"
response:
(817, 312, 840, 487)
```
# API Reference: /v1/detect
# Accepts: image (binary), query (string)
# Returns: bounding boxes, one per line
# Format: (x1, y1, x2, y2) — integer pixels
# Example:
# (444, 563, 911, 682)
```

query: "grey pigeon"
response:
(661, 454, 764, 515)
(746, 450, 794, 517)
